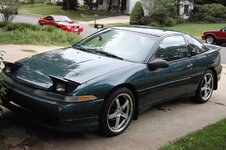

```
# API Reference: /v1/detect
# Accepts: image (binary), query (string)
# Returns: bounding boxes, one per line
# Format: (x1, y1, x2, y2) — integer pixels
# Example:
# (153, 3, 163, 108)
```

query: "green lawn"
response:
(159, 118, 226, 150)
(166, 23, 225, 40)
(19, 4, 118, 21)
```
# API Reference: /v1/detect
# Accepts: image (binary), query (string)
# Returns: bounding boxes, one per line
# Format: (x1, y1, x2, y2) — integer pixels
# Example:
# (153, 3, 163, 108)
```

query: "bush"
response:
(4, 22, 40, 31)
(146, 0, 179, 27)
(149, 21, 160, 27)
(129, 1, 144, 25)
(0, 22, 83, 46)
(0, 22, 10, 28)
(140, 16, 150, 25)
(199, 4, 226, 23)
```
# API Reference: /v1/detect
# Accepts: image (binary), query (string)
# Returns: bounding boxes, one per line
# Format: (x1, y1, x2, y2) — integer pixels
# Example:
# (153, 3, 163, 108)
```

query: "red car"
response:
(38, 15, 84, 34)
(202, 26, 226, 45)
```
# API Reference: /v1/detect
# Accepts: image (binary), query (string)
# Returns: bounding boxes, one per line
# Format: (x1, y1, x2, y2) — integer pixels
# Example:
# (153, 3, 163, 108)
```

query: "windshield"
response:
(54, 16, 71, 22)
(73, 29, 158, 62)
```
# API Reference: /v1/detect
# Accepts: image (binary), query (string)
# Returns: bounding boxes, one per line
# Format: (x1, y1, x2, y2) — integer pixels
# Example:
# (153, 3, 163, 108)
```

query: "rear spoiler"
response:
(203, 43, 221, 51)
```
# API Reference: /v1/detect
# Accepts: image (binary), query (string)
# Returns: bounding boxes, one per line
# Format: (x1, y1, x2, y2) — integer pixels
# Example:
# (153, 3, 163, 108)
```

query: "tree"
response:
(146, 0, 179, 26)
(84, 0, 98, 12)
(62, 0, 79, 11)
(194, 0, 226, 6)
(129, 1, 144, 25)
(0, 1, 18, 22)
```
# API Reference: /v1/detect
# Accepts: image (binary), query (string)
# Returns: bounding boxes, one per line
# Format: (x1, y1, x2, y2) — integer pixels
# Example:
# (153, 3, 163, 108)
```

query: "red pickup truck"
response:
(202, 26, 226, 45)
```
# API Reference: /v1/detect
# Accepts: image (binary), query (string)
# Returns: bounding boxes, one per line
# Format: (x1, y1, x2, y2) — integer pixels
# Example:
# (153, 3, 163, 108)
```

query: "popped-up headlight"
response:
(55, 83, 66, 93)
(3, 61, 22, 74)
(49, 75, 80, 94)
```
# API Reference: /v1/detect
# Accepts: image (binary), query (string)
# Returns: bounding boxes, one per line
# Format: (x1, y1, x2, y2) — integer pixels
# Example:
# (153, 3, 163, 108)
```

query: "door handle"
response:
(187, 64, 193, 69)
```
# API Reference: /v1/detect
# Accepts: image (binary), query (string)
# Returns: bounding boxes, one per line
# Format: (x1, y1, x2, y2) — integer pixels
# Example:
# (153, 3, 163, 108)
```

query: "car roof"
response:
(111, 25, 184, 37)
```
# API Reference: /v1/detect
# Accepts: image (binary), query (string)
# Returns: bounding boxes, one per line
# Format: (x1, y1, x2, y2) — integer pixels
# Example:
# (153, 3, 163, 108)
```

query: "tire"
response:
(100, 88, 135, 136)
(194, 70, 214, 103)
(39, 23, 43, 26)
(205, 35, 215, 44)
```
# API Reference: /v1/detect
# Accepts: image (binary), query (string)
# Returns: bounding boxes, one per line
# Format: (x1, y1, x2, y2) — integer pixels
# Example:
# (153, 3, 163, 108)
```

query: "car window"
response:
(155, 36, 188, 61)
(222, 27, 226, 32)
(74, 29, 158, 62)
(191, 37, 209, 54)
(45, 16, 54, 22)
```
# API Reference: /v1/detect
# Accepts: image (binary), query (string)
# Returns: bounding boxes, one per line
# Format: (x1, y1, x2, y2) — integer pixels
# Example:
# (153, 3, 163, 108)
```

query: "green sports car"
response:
(1, 26, 222, 136)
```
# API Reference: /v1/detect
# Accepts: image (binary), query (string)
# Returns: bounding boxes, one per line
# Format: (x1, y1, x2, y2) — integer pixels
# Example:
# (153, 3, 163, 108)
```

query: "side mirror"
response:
(148, 59, 169, 70)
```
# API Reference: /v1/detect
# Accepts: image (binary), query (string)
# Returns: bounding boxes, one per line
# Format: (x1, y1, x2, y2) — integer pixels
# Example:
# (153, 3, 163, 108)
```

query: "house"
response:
(179, 0, 194, 19)
(98, 0, 142, 14)
(50, 0, 84, 5)
(97, 0, 193, 19)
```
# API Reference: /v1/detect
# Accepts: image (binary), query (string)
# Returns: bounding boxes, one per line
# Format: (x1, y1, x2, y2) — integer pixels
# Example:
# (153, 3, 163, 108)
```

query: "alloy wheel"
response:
(107, 93, 133, 133)
(206, 36, 214, 44)
(200, 73, 213, 101)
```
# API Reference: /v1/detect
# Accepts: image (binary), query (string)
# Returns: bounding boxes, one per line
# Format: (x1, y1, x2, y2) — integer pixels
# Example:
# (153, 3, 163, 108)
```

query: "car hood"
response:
(58, 22, 81, 27)
(14, 48, 134, 89)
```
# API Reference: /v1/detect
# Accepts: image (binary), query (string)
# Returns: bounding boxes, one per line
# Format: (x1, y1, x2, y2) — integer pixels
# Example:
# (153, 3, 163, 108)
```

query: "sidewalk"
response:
(78, 15, 130, 25)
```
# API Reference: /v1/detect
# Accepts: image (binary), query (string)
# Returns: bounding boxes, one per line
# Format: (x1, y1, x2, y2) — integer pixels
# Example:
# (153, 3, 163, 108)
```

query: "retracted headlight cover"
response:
(49, 75, 80, 94)
(3, 61, 22, 74)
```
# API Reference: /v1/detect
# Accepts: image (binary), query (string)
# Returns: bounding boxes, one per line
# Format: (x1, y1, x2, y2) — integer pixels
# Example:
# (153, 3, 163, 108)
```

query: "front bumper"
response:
(63, 27, 84, 33)
(1, 75, 104, 132)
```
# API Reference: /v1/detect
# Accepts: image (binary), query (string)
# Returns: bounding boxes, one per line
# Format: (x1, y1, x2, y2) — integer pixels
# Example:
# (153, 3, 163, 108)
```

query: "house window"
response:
(184, 5, 189, 15)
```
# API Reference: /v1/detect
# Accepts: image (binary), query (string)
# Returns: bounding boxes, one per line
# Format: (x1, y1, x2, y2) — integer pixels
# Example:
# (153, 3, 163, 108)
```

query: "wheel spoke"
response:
(121, 99, 129, 111)
(201, 86, 206, 92)
(108, 112, 117, 120)
(121, 112, 128, 119)
(204, 76, 207, 84)
(114, 116, 120, 129)
(204, 89, 208, 98)
(207, 78, 212, 86)
(116, 99, 121, 110)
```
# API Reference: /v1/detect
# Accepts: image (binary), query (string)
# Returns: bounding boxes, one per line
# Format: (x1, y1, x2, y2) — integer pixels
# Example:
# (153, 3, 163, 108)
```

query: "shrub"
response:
(4, 22, 40, 31)
(199, 4, 226, 23)
(0, 22, 83, 46)
(149, 21, 160, 27)
(140, 16, 150, 25)
(0, 22, 10, 28)
(146, 0, 179, 27)
(129, 1, 144, 25)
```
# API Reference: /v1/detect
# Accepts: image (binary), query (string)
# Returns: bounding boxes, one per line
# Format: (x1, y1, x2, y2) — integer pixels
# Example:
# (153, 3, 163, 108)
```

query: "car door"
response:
(185, 35, 210, 94)
(219, 27, 226, 42)
(44, 16, 54, 26)
(143, 35, 191, 106)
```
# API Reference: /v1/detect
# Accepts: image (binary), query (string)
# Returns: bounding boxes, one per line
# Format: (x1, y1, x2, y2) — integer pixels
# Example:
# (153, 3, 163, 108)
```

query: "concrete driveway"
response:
(0, 45, 225, 150)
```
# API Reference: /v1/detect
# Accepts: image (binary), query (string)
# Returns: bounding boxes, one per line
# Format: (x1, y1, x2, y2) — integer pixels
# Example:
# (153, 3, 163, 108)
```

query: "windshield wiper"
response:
(93, 50, 123, 60)
(73, 45, 90, 52)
